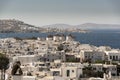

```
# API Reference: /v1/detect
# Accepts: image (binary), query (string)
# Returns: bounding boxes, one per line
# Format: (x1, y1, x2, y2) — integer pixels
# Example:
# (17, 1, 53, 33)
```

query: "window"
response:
(59, 53, 61, 55)
(99, 67, 101, 70)
(67, 70, 70, 77)
(116, 56, 118, 60)
(110, 56, 112, 59)
(53, 71, 60, 76)
(47, 59, 49, 61)
(112, 68, 116, 70)
(72, 70, 74, 73)
(113, 56, 115, 60)
(93, 68, 96, 70)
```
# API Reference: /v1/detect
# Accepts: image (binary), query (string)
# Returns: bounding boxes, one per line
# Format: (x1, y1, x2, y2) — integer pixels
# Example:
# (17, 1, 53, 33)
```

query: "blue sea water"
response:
(0, 30, 120, 49)
(75, 30, 120, 49)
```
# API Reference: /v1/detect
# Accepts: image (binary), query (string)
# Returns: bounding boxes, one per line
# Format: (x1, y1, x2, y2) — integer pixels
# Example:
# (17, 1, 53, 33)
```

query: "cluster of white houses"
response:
(0, 34, 120, 80)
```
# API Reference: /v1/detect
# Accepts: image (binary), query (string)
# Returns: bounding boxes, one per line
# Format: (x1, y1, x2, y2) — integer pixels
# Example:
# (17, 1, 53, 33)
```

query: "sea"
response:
(0, 29, 120, 49)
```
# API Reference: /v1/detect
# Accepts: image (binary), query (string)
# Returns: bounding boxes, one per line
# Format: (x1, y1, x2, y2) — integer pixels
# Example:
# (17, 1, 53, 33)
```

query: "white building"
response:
(49, 63, 83, 80)
(53, 34, 60, 42)
(92, 64, 117, 76)
(46, 35, 53, 41)
(59, 34, 65, 41)
(80, 50, 105, 62)
(61, 63, 83, 80)
(66, 34, 74, 42)
(43, 51, 66, 62)
(12, 55, 38, 65)
(105, 50, 120, 61)
(12, 76, 36, 80)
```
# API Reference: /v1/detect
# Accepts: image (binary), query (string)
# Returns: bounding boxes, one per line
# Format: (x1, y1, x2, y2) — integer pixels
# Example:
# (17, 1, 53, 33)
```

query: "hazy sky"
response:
(0, 0, 120, 26)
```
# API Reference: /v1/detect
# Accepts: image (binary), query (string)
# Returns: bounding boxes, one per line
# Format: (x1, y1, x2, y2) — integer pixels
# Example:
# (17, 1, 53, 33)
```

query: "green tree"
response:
(11, 61, 23, 76)
(95, 60, 105, 64)
(83, 66, 93, 77)
(0, 53, 9, 80)
(57, 44, 64, 51)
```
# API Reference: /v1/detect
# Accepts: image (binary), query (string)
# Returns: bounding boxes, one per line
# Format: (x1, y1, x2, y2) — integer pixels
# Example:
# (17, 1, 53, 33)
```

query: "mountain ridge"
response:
(0, 19, 120, 33)
(0, 19, 87, 33)
(41, 23, 120, 30)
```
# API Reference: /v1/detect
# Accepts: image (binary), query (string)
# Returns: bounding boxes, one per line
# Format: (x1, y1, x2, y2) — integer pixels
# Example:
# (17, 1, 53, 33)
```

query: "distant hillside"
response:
(41, 24, 88, 33)
(1, 19, 119, 33)
(0, 19, 88, 33)
(76, 23, 120, 30)
(42, 24, 74, 29)
(0, 19, 41, 33)
(41, 23, 120, 30)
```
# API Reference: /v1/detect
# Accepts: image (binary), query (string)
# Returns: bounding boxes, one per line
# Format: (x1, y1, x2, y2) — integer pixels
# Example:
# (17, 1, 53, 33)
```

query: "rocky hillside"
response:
(0, 19, 41, 33)
(0, 19, 88, 33)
